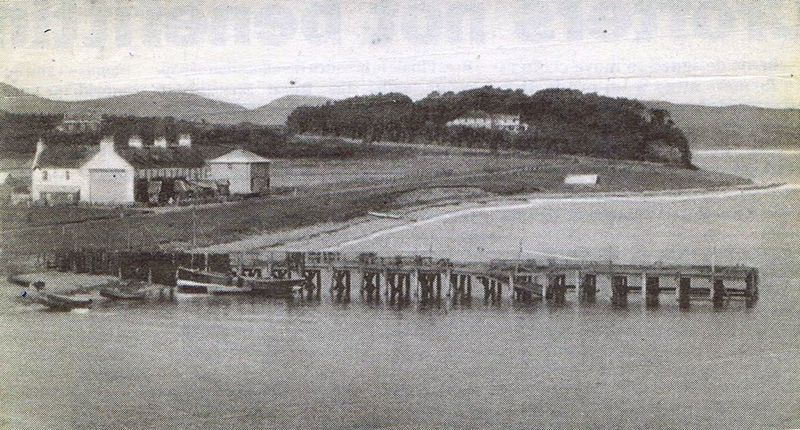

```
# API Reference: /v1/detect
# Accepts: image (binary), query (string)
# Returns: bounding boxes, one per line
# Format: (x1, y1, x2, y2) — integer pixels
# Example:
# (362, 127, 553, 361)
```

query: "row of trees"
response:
(0, 113, 410, 160)
(287, 87, 691, 166)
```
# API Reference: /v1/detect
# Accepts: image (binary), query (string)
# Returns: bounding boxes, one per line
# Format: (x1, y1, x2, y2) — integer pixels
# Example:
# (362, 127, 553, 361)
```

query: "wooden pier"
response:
(232, 252, 760, 308)
(28, 248, 760, 308)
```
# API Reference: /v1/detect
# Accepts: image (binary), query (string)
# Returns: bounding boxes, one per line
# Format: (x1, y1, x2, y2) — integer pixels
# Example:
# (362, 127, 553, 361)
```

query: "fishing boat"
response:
(239, 276, 305, 298)
(175, 267, 247, 295)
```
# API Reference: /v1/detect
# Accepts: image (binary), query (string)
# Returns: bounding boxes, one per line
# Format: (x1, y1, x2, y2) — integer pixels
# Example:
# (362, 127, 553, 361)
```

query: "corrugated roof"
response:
(118, 147, 206, 169)
(35, 145, 100, 168)
(207, 148, 270, 164)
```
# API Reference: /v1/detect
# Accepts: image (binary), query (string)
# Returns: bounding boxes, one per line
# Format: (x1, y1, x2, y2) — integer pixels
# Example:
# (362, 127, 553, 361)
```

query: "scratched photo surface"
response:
(0, 1, 798, 429)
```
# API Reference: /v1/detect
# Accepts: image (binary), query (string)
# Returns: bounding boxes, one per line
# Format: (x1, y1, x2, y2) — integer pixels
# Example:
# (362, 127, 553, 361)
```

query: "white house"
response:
(207, 149, 271, 194)
(446, 111, 528, 133)
(31, 134, 207, 204)
(56, 112, 103, 133)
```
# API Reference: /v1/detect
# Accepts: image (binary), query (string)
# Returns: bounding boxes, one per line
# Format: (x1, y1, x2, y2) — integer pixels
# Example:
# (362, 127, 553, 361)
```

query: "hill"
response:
(1, 83, 330, 126)
(4, 82, 796, 148)
(0, 83, 70, 114)
(288, 87, 692, 166)
(0, 83, 247, 120)
(195, 95, 331, 125)
(643, 101, 800, 149)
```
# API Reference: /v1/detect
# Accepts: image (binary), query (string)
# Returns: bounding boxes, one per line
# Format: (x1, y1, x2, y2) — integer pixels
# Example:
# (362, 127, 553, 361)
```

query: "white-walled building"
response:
(207, 149, 271, 194)
(31, 134, 207, 204)
(446, 111, 528, 133)
(56, 112, 103, 133)
(564, 174, 599, 185)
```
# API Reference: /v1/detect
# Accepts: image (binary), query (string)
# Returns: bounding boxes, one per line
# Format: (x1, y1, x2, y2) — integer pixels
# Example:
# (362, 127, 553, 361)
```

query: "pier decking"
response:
(280, 253, 759, 308)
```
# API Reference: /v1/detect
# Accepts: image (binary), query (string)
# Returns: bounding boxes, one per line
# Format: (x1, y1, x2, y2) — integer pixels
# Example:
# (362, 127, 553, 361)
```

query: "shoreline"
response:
(0, 150, 764, 255)
(196, 182, 789, 255)
(694, 148, 800, 155)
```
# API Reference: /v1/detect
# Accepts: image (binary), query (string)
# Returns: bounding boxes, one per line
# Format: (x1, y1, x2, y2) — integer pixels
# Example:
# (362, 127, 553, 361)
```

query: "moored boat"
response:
(240, 276, 305, 298)
(99, 288, 147, 300)
(175, 267, 248, 295)
(34, 291, 93, 310)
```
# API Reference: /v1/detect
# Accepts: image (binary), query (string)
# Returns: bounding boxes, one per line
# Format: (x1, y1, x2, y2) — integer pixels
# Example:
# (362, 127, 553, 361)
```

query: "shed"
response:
(564, 174, 599, 185)
(206, 149, 271, 194)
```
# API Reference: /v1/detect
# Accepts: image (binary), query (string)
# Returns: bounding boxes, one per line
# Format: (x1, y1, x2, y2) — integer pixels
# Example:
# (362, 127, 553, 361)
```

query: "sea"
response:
(1, 151, 798, 429)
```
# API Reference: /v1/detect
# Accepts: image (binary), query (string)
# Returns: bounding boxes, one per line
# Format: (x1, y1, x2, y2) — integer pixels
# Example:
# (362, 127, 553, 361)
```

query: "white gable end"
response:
(82, 146, 134, 171)
(80, 144, 136, 203)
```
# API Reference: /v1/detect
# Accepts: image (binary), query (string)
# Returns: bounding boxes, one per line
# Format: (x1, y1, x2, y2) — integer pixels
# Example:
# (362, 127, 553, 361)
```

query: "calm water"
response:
(2, 152, 799, 429)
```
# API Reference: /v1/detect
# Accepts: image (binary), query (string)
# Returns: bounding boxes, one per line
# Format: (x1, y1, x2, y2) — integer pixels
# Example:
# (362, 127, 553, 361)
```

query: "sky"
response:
(0, 0, 798, 108)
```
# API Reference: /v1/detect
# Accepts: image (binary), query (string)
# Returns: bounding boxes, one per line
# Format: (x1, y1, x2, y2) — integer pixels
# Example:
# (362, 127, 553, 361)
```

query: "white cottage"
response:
(207, 149, 271, 195)
(31, 134, 207, 204)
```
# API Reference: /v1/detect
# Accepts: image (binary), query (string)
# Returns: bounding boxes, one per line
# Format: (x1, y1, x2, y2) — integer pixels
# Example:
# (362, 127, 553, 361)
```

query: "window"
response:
(65, 170, 70, 180)
(228, 163, 233, 169)
(41, 170, 48, 181)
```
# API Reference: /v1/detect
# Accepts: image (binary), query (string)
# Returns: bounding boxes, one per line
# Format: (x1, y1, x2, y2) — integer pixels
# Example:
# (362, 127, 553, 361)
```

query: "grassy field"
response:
(1, 149, 751, 256)
(0, 206, 142, 231)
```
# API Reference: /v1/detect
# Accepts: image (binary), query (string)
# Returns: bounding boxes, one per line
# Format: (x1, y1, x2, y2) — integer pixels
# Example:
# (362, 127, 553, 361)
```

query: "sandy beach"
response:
(694, 148, 800, 155)
(197, 182, 791, 256)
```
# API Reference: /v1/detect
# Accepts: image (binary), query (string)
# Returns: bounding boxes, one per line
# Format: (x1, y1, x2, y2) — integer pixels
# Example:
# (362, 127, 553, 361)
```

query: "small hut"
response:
(206, 149, 271, 195)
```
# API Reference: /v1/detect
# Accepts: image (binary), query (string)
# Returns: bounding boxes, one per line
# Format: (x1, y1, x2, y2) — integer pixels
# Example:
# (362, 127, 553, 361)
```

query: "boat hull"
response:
(99, 288, 147, 300)
(241, 277, 304, 298)
(175, 268, 249, 296)
(34, 291, 93, 309)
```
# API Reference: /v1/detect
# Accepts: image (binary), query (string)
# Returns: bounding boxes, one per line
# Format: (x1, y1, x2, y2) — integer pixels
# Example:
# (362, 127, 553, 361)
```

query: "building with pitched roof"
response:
(56, 112, 103, 133)
(31, 134, 208, 204)
(206, 149, 271, 194)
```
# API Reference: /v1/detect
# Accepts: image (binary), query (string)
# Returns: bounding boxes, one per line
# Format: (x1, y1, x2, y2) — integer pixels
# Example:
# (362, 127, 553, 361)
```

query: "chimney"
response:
(32, 138, 45, 169)
(128, 135, 143, 148)
(154, 136, 168, 148)
(99, 136, 114, 151)
(178, 133, 191, 147)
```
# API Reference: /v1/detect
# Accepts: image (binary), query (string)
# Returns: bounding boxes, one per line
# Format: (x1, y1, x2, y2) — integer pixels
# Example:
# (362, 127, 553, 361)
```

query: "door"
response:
(89, 169, 129, 203)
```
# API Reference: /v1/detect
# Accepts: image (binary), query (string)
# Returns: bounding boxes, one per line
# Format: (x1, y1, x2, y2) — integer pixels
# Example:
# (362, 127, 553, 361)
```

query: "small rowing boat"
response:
(33, 291, 93, 310)
(99, 287, 147, 300)
(239, 276, 305, 298)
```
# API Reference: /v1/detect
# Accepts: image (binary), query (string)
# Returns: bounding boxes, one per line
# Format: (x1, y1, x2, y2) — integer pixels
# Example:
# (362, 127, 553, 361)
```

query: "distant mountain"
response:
(196, 95, 332, 125)
(0, 83, 331, 126)
(4, 82, 796, 148)
(0, 83, 247, 120)
(0, 83, 70, 114)
(72, 91, 247, 119)
(644, 100, 800, 149)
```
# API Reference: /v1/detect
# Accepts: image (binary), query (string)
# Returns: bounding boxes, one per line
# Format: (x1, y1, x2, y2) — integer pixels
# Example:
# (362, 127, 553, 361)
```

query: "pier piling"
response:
(645, 275, 660, 307)
(331, 269, 352, 302)
(712, 279, 726, 309)
(303, 269, 322, 300)
(745, 270, 758, 307)
(611, 275, 628, 307)
(362, 271, 381, 302)
(579, 274, 597, 303)
(549, 274, 567, 305)
(678, 276, 691, 309)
